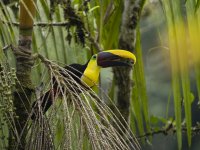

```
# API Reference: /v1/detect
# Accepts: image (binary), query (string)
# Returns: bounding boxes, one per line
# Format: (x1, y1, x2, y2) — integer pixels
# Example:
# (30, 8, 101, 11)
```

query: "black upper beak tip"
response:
(125, 59, 135, 67)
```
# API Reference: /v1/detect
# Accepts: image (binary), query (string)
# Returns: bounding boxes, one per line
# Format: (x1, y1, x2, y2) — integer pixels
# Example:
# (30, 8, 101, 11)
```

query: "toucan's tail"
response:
(31, 90, 55, 120)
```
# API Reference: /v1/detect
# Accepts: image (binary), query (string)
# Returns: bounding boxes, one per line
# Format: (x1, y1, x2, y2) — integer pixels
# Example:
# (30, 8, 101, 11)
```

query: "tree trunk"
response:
(113, 0, 145, 134)
(8, 0, 36, 149)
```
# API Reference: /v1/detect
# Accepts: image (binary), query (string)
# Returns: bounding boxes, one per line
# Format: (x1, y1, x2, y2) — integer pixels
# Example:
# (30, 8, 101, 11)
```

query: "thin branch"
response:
(2, 44, 53, 70)
(1, 19, 69, 27)
(2, 44, 12, 51)
(86, 32, 103, 52)
(137, 124, 200, 139)
(1, 20, 103, 52)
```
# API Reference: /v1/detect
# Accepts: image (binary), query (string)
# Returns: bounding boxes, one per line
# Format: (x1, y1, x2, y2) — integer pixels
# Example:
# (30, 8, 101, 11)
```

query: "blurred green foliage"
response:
(1, 0, 200, 150)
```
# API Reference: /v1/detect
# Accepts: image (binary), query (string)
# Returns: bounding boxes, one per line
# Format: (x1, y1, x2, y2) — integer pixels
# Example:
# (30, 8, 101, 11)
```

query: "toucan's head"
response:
(81, 49, 136, 87)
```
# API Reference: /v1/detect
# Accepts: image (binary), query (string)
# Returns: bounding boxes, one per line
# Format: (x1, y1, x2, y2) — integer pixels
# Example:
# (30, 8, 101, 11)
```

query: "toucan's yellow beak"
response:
(97, 49, 136, 68)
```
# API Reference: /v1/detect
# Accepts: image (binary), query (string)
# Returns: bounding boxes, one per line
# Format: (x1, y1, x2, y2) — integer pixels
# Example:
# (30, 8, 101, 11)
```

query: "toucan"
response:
(31, 50, 136, 119)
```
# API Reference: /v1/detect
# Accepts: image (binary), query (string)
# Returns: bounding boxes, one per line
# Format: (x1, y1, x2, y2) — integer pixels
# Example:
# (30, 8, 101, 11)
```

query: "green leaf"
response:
(89, 6, 100, 13)
(135, 26, 151, 134)
(150, 115, 167, 125)
(190, 92, 195, 104)
(162, 0, 182, 149)
(195, 0, 200, 12)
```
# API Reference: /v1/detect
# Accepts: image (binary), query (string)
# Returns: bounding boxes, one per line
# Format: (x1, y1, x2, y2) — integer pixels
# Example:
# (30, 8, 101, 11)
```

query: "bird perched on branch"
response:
(31, 50, 136, 119)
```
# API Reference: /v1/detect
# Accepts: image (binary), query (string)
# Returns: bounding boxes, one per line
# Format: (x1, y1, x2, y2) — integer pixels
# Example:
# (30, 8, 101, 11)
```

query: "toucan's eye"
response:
(93, 55, 97, 59)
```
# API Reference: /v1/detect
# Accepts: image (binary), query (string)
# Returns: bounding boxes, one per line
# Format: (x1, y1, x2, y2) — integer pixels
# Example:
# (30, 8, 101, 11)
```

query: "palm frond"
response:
(26, 59, 141, 150)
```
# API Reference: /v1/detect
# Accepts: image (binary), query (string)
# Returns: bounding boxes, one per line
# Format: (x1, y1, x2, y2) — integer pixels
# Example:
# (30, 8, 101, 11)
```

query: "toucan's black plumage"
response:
(31, 63, 88, 119)
(31, 50, 136, 120)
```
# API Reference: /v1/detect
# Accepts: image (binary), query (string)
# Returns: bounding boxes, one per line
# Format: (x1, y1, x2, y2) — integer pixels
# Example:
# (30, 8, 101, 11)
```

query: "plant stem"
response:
(8, 0, 36, 149)
(113, 0, 146, 134)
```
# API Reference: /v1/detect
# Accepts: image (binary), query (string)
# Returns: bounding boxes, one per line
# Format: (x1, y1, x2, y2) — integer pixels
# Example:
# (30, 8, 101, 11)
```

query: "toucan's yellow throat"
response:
(81, 49, 136, 87)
